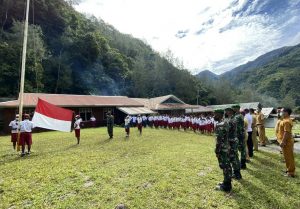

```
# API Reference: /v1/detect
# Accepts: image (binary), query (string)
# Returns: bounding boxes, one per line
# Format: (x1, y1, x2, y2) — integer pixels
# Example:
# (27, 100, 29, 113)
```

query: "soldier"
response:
(225, 107, 242, 180)
(214, 109, 232, 192)
(232, 105, 247, 169)
(250, 108, 258, 151)
(107, 111, 114, 139)
(256, 105, 266, 146)
(9, 114, 19, 150)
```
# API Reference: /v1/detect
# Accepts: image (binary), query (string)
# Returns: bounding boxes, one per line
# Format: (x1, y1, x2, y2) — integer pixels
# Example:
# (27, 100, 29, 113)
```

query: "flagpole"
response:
(17, 0, 30, 152)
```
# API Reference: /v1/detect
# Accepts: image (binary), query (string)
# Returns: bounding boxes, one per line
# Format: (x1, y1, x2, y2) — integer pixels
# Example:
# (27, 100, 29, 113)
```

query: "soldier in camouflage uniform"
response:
(214, 109, 232, 192)
(106, 112, 114, 139)
(232, 105, 247, 169)
(225, 107, 242, 180)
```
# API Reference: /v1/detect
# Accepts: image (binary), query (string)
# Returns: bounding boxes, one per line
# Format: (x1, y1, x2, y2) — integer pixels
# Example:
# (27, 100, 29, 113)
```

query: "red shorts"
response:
(138, 124, 143, 130)
(11, 133, 18, 142)
(20, 132, 32, 146)
(75, 129, 80, 138)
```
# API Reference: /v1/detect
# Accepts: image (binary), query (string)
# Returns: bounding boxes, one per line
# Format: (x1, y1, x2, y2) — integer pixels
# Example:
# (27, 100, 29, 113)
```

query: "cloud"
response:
(75, 0, 300, 74)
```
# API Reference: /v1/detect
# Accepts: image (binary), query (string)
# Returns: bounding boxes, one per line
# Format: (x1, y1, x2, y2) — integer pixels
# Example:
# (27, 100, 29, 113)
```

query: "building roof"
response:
(117, 107, 156, 115)
(132, 95, 198, 110)
(208, 102, 260, 110)
(0, 93, 144, 108)
(185, 106, 214, 114)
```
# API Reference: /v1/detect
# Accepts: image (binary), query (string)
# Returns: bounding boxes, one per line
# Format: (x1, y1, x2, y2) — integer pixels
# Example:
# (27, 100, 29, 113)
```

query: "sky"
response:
(75, 0, 300, 74)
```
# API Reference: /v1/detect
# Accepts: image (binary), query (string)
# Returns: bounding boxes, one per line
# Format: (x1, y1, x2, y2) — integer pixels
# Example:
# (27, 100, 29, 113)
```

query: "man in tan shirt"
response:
(256, 107, 266, 146)
(250, 108, 258, 151)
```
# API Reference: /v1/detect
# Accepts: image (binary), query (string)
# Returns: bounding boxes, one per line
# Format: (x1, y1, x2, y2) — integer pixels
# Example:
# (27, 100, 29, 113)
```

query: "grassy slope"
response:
(0, 128, 299, 209)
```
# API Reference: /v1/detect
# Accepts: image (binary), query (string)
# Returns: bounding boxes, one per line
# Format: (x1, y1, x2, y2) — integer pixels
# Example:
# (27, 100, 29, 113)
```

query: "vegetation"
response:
(0, 127, 300, 208)
(0, 0, 212, 104)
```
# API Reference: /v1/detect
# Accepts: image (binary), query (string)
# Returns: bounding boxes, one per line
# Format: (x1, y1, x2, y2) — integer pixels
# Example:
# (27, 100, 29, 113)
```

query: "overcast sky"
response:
(75, 0, 300, 74)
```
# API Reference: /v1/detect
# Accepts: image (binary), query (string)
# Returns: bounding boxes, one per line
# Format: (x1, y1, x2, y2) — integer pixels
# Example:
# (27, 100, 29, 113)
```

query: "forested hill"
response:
(221, 44, 300, 109)
(0, 0, 213, 105)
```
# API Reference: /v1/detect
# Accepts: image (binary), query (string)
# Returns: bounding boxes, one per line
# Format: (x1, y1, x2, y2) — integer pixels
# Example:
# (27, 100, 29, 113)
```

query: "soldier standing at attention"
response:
(225, 107, 242, 180)
(256, 106, 266, 146)
(107, 112, 114, 139)
(279, 108, 295, 177)
(232, 105, 247, 169)
(250, 108, 258, 151)
(214, 109, 232, 192)
(9, 114, 19, 150)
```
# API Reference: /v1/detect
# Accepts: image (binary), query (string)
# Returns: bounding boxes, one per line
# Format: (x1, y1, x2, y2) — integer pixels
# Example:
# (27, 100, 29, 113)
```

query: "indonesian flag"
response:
(32, 98, 74, 132)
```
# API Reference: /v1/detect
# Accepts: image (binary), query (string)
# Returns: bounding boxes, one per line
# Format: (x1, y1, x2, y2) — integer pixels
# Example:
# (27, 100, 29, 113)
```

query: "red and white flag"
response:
(32, 98, 73, 132)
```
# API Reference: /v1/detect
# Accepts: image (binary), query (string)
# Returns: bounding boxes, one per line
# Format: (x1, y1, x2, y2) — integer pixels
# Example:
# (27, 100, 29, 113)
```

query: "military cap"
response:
(214, 109, 224, 114)
(231, 104, 241, 109)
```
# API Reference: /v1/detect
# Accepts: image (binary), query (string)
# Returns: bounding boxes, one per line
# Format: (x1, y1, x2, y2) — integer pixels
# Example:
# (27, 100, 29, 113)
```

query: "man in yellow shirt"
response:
(279, 108, 295, 177)
(256, 107, 266, 146)
(275, 108, 283, 144)
(250, 108, 258, 151)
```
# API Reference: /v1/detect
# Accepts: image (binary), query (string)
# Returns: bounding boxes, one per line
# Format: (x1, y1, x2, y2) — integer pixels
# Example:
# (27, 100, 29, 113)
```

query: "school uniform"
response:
(74, 118, 82, 138)
(9, 120, 19, 143)
(20, 119, 34, 146)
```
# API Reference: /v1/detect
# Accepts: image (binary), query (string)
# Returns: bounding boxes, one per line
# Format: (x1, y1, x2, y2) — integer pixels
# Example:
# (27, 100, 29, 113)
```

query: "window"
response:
(79, 108, 92, 121)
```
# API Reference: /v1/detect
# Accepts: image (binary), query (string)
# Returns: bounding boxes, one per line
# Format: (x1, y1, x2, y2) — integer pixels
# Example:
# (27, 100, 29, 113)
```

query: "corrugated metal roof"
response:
(0, 93, 144, 108)
(208, 102, 260, 110)
(117, 107, 156, 115)
(262, 108, 275, 118)
(185, 106, 213, 113)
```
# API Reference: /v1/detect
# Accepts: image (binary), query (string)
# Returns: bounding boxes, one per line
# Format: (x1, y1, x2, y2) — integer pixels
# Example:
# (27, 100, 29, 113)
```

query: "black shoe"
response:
(215, 181, 232, 192)
(241, 160, 247, 169)
(232, 171, 242, 180)
(20, 153, 26, 157)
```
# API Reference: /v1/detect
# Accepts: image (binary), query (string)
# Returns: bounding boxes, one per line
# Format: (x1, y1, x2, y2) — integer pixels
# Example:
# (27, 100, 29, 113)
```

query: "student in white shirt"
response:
(20, 114, 35, 156)
(244, 109, 254, 157)
(9, 114, 19, 150)
(124, 115, 131, 137)
(90, 115, 96, 127)
(137, 115, 143, 135)
(74, 115, 82, 145)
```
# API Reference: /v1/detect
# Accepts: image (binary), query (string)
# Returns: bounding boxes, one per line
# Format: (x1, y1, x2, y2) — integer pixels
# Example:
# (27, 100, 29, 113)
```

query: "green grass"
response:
(0, 128, 299, 209)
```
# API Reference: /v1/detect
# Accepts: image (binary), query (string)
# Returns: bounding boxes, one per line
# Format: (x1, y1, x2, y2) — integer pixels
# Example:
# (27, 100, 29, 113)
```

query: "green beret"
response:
(231, 104, 240, 109)
(214, 109, 224, 114)
(225, 107, 234, 111)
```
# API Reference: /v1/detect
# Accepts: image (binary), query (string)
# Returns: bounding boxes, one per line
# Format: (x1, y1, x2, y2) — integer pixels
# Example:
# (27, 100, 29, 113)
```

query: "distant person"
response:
(131, 115, 137, 127)
(74, 115, 82, 144)
(124, 115, 131, 138)
(275, 108, 283, 144)
(244, 109, 253, 158)
(214, 109, 232, 192)
(279, 108, 295, 177)
(256, 107, 266, 146)
(107, 112, 114, 139)
(19, 114, 35, 157)
(90, 115, 96, 127)
(142, 115, 147, 127)
(250, 108, 258, 151)
(9, 114, 19, 150)
(137, 115, 143, 135)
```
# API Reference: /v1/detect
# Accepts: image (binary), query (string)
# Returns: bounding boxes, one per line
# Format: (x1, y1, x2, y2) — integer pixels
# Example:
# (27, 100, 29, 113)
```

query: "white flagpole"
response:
(17, 0, 30, 151)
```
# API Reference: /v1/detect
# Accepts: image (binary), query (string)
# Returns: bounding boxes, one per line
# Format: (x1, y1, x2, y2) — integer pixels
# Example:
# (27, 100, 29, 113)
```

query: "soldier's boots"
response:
(240, 159, 247, 170)
(232, 171, 242, 180)
(216, 180, 232, 192)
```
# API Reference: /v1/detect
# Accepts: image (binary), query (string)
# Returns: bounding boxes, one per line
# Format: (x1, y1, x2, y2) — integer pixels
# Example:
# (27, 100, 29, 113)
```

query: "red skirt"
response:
(75, 129, 80, 138)
(20, 132, 32, 146)
(11, 133, 18, 142)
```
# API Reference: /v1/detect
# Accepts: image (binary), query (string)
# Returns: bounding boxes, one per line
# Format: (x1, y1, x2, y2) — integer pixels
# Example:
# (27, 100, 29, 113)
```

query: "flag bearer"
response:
(9, 114, 19, 150)
(19, 114, 35, 157)
(74, 115, 82, 144)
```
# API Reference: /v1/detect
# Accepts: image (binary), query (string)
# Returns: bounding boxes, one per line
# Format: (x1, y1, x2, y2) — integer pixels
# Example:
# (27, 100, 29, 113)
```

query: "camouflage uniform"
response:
(226, 116, 241, 175)
(215, 120, 232, 184)
(234, 113, 247, 168)
(107, 114, 114, 139)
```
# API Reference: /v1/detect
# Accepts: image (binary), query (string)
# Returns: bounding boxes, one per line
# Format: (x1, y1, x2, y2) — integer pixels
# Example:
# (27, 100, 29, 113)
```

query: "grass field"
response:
(0, 127, 299, 209)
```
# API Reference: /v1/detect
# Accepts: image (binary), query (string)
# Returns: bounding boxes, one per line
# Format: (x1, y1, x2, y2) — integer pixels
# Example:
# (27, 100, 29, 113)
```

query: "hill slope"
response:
(0, 0, 211, 104)
(196, 70, 219, 82)
(221, 44, 300, 108)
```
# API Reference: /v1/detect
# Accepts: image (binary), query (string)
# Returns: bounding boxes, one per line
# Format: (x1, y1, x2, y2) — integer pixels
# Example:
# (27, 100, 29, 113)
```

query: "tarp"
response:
(117, 107, 156, 115)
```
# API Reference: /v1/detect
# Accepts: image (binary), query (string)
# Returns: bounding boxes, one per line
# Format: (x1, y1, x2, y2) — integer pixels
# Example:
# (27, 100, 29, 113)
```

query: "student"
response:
(90, 115, 96, 127)
(19, 114, 35, 157)
(279, 108, 295, 177)
(142, 115, 147, 127)
(124, 115, 131, 138)
(137, 115, 143, 135)
(9, 114, 19, 150)
(74, 115, 82, 144)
